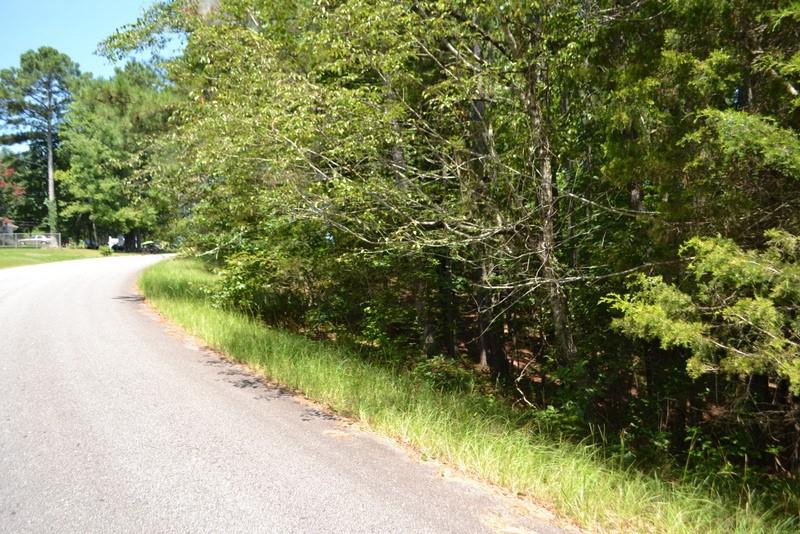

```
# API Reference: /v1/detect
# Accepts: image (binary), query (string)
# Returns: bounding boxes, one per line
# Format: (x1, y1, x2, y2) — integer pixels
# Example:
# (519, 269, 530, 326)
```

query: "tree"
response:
(58, 63, 176, 246)
(606, 230, 800, 471)
(0, 47, 80, 233)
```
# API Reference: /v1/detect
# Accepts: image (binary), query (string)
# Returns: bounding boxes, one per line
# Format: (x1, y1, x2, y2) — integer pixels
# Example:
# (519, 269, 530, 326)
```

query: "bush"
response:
(411, 355, 480, 393)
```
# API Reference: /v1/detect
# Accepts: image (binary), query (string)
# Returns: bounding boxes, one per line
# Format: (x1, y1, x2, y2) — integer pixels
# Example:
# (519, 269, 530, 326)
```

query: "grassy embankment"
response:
(140, 258, 798, 534)
(0, 247, 101, 269)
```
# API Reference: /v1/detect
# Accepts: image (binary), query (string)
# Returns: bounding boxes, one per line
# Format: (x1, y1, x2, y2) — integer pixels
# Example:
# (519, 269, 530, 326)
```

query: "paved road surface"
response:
(0, 255, 563, 533)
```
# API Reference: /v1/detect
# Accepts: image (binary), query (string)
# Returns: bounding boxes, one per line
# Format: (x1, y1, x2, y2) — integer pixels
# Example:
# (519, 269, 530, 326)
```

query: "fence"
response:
(0, 233, 61, 248)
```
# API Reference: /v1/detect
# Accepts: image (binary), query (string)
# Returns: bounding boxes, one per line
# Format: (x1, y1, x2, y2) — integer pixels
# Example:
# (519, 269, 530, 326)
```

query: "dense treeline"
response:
(111, 0, 800, 501)
(5, 0, 800, 510)
(0, 48, 175, 247)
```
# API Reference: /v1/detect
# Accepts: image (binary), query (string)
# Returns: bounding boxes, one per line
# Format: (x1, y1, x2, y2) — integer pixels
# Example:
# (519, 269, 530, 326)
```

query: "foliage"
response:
(608, 231, 800, 392)
(0, 147, 49, 231)
(58, 62, 177, 244)
(0, 47, 79, 140)
(0, 161, 25, 219)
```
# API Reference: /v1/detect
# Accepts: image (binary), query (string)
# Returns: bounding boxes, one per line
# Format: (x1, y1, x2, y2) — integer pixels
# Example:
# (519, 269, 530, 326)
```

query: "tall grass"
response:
(140, 258, 797, 534)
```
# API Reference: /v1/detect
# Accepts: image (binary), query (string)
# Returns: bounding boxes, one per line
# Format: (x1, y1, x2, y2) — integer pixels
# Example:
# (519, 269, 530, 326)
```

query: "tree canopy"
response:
(58, 63, 177, 245)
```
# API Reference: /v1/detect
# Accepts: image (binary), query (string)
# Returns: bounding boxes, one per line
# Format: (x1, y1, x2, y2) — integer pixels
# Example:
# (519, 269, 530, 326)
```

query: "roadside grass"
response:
(0, 247, 102, 269)
(140, 258, 798, 534)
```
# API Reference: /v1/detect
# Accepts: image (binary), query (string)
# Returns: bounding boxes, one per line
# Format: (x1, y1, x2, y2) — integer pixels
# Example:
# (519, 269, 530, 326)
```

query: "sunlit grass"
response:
(0, 247, 102, 269)
(140, 258, 798, 534)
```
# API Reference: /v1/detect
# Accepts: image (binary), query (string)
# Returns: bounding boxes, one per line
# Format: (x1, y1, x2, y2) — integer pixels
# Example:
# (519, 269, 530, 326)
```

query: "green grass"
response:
(140, 258, 798, 534)
(0, 247, 102, 269)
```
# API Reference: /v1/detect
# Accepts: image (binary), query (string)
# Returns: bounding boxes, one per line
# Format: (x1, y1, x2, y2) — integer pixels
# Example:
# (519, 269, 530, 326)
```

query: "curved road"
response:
(0, 255, 562, 533)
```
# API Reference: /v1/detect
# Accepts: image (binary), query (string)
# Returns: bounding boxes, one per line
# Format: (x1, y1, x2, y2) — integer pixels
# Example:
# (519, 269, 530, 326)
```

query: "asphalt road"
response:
(0, 255, 564, 533)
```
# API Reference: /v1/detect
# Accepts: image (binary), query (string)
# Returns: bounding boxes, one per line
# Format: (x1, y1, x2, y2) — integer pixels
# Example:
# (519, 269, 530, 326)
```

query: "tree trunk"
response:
(46, 124, 57, 234)
(537, 153, 577, 361)
(476, 260, 509, 379)
(45, 77, 58, 235)
(437, 254, 457, 357)
(414, 278, 436, 356)
(468, 40, 509, 377)
(525, 67, 577, 362)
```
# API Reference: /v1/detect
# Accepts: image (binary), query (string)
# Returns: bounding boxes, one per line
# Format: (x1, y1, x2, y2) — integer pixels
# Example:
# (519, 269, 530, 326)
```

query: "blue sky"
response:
(0, 0, 160, 78)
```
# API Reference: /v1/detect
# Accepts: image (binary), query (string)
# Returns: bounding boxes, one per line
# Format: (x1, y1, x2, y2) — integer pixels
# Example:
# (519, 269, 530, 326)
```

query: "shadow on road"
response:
(202, 355, 338, 421)
(113, 294, 145, 302)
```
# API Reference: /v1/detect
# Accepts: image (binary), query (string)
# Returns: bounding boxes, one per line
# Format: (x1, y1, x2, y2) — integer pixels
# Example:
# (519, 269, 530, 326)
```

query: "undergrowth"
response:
(139, 258, 798, 534)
